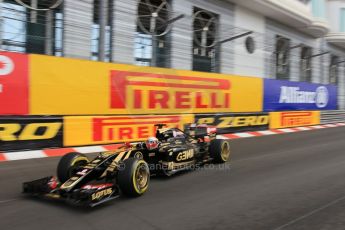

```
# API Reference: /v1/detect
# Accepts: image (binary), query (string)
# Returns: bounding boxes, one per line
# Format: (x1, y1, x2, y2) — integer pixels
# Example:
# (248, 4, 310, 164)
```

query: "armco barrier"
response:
(0, 113, 272, 151)
(321, 110, 345, 124)
(2, 111, 345, 152)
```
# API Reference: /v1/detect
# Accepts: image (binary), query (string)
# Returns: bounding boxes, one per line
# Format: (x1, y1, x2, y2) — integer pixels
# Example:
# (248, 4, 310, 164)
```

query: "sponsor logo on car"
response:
(91, 188, 113, 200)
(176, 149, 194, 161)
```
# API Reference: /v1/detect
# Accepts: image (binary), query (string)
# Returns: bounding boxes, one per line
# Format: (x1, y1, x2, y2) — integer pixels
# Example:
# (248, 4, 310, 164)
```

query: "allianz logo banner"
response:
(263, 79, 337, 111)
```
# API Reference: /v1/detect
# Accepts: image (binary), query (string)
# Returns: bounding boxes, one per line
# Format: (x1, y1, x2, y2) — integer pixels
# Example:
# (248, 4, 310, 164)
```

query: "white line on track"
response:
(0, 199, 19, 204)
(273, 195, 345, 230)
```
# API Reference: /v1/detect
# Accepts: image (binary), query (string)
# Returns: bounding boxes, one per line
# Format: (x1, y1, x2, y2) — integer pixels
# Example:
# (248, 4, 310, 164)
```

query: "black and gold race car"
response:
(23, 124, 231, 207)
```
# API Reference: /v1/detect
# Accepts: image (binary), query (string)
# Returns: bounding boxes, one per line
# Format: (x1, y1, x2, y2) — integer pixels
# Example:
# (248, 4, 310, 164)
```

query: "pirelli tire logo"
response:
(195, 113, 269, 134)
(110, 71, 231, 113)
(269, 111, 320, 129)
(92, 115, 193, 142)
(0, 116, 63, 151)
(63, 115, 194, 146)
(280, 112, 314, 127)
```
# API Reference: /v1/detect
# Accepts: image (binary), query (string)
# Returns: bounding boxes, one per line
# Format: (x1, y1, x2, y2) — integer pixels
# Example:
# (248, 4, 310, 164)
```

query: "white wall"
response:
(63, 0, 92, 59)
(233, 5, 265, 78)
(112, 0, 137, 64)
(170, 0, 193, 70)
(170, 0, 235, 72)
(327, 0, 345, 32)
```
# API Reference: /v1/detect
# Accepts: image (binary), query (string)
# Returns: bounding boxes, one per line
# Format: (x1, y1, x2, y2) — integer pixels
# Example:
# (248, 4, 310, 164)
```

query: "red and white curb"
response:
(1, 123, 344, 162)
(220, 123, 345, 139)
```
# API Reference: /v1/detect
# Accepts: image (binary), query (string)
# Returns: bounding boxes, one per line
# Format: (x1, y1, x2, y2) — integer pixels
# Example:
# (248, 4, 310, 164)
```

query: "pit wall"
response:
(0, 52, 337, 151)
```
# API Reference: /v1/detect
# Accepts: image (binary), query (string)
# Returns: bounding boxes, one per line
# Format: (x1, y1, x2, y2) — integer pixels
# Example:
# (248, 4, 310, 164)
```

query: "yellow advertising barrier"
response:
(30, 55, 263, 115)
(63, 114, 194, 146)
(269, 111, 320, 129)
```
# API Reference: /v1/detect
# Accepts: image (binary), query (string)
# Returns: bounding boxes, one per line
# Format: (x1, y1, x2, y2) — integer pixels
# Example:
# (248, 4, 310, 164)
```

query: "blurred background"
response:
(0, 0, 344, 106)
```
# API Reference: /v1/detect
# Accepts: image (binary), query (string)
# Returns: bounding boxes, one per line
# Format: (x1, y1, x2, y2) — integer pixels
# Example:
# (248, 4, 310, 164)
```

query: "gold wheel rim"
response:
(135, 163, 148, 190)
(221, 142, 230, 161)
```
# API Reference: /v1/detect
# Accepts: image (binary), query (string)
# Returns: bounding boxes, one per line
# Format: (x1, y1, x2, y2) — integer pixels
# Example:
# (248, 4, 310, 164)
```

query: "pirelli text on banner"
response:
(0, 52, 29, 115)
(269, 111, 320, 129)
(0, 116, 63, 151)
(29, 54, 263, 115)
(195, 113, 269, 134)
(264, 79, 337, 111)
(64, 115, 194, 146)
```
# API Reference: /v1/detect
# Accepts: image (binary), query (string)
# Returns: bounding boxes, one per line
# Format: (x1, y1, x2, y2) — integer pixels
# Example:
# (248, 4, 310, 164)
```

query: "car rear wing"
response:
(184, 123, 217, 140)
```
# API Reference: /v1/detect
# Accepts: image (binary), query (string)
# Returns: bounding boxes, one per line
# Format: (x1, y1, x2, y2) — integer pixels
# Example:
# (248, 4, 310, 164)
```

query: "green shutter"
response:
(312, 0, 325, 18)
(341, 8, 345, 32)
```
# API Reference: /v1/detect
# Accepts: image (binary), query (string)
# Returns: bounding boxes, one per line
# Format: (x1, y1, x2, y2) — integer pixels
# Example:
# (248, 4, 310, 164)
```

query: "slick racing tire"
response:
(57, 152, 89, 183)
(209, 139, 231, 163)
(118, 158, 150, 197)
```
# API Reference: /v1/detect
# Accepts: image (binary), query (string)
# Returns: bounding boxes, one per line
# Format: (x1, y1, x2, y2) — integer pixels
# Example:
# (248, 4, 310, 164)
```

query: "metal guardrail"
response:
(321, 110, 345, 124)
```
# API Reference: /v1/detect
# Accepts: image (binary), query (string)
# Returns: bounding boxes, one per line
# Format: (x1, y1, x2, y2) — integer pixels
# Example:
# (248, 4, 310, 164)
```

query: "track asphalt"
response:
(1, 126, 345, 230)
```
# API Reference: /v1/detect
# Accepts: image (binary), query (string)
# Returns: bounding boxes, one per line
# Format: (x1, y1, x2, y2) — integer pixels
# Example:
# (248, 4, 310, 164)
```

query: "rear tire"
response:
(118, 158, 150, 197)
(57, 152, 89, 183)
(209, 139, 231, 163)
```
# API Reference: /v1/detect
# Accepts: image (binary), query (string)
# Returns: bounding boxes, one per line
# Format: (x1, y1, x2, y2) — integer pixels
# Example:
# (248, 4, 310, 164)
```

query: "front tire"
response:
(209, 139, 231, 163)
(57, 152, 89, 183)
(118, 158, 150, 197)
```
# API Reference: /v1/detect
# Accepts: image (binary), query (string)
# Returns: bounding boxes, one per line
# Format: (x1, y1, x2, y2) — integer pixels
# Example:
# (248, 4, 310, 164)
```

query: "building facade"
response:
(1, 0, 345, 107)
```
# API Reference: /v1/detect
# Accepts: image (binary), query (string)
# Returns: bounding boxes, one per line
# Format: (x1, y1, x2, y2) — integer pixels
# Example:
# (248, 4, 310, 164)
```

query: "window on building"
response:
(340, 8, 345, 32)
(92, 0, 113, 61)
(0, 1, 26, 52)
(54, 10, 63, 56)
(311, 0, 326, 18)
(192, 7, 219, 73)
(300, 46, 312, 82)
(330, 55, 339, 84)
(0, 0, 63, 55)
(275, 35, 290, 80)
(135, 0, 171, 67)
(299, 0, 311, 4)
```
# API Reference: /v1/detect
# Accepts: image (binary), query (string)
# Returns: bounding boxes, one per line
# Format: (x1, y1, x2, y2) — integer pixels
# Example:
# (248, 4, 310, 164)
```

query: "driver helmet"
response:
(146, 137, 159, 150)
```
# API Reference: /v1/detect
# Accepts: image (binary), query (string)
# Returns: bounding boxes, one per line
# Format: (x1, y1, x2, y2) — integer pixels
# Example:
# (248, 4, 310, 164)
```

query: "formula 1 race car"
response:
(23, 124, 231, 207)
